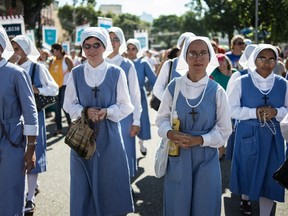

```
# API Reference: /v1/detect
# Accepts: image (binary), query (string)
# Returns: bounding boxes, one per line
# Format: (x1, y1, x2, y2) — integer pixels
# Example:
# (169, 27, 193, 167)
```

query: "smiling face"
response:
(186, 40, 210, 79)
(82, 37, 105, 64)
(255, 49, 277, 78)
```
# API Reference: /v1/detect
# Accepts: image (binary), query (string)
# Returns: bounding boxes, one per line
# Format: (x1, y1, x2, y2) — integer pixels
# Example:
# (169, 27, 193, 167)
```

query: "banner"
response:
(42, 26, 57, 48)
(62, 41, 70, 54)
(134, 30, 149, 51)
(0, 15, 25, 38)
(98, 17, 112, 29)
(75, 24, 90, 46)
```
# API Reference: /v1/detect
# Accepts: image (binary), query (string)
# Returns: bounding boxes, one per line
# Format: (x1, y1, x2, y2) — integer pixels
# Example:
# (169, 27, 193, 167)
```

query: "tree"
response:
(112, 13, 150, 39)
(190, 0, 288, 44)
(180, 11, 208, 37)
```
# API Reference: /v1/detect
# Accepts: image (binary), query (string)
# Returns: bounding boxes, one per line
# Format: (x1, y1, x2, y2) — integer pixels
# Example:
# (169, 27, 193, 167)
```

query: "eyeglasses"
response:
(83, 42, 102, 50)
(187, 51, 209, 59)
(236, 41, 245, 46)
(256, 57, 276, 64)
(110, 37, 120, 43)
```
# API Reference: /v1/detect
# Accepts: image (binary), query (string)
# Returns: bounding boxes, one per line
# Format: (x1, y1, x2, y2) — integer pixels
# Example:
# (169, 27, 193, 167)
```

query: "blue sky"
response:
(59, 0, 190, 18)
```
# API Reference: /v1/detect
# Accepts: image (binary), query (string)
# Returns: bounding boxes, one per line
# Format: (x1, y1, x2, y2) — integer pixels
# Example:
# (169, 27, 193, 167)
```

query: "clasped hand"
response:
(167, 130, 203, 148)
(257, 106, 277, 121)
(87, 107, 107, 122)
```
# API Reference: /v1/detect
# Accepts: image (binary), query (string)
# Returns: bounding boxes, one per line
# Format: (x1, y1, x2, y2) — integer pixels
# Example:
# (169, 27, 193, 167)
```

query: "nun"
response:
(126, 38, 156, 156)
(156, 36, 232, 216)
(11, 35, 59, 213)
(0, 28, 38, 215)
(106, 27, 142, 178)
(63, 27, 134, 216)
(229, 44, 288, 215)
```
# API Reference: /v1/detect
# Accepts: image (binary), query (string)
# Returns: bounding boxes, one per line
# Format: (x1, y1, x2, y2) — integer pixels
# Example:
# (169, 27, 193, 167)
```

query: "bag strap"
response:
(30, 63, 37, 85)
(0, 120, 24, 148)
(170, 78, 181, 124)
(167, 60, 173, 83)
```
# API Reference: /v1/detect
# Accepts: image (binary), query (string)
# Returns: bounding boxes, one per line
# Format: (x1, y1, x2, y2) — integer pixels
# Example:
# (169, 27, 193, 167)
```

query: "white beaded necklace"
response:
(185, 80, 208, 108)
(252, 73, 276, 135)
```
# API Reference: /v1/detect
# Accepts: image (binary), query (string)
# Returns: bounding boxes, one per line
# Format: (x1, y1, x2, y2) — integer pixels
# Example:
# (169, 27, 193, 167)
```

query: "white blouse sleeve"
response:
(127, 63, 142, 126)
(153, 60, 171, 101)
(38, 63, 59, 96)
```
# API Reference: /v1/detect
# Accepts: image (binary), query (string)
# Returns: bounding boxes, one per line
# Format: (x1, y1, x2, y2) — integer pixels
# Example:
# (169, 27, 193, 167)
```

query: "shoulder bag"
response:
(31, 63, 57, 111)
(65, 108, 96, 160)
(273, 158, 288, 190)
(154, 77, 181, 178)
(150, 59, 173, 111)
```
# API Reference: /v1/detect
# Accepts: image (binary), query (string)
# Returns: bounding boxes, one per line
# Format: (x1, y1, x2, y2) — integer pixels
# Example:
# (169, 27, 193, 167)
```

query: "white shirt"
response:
(228, 70, 288, 121)
(156, 74, 232, 148)
(106, 54, 142, 126)
(20, 60, 59, 96)
(153, 59, 174, 101)
(63, 60, 134, 122)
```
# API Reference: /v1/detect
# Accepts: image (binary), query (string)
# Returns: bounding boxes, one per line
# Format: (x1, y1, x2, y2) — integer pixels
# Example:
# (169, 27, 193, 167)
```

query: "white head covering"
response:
(238, 44, 257, 69)
(0, 25, 14, 60)
(126, 38, 142, 58)
(12, 35, 40, 62)
(247, 44, 278, 72)
(80, 27, 112, 58)
(176, 32, 196, 49)
(108, 27, 127, 55)
(176, 36, 219, 76)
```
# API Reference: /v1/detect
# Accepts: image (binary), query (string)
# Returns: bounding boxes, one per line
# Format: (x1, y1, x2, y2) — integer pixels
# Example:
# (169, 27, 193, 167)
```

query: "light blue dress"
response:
(163, 79, 221, 216)
(230, 74, 286, 202)
(69, 64, 134, 216)
(120, 59, 138, 177)
(0, 60, 38, 215)
(133, 58, 156, 140)
(28, 63, 47, 174)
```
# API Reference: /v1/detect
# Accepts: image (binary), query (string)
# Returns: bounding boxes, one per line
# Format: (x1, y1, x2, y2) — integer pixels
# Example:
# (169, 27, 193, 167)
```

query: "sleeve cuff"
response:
(249, 108, 257, 119)
(201, 134, 209, 147)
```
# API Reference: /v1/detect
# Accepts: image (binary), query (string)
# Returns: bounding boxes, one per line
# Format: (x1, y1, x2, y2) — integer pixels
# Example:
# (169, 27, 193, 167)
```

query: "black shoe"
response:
(240, 199, 252, 215)
(140, 146, 147, 156)
(24, 200, 35, 213)
(53, 130, 63, 136)
(35, 188, 40, 196)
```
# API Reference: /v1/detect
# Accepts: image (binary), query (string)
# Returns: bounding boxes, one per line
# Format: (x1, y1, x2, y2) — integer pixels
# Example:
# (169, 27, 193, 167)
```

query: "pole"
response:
(255, 0, 258, 43)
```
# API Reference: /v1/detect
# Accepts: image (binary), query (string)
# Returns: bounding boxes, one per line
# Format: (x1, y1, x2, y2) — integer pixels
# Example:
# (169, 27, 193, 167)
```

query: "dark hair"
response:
(167, 47, 180, 59)
(51, 43, 66, 55)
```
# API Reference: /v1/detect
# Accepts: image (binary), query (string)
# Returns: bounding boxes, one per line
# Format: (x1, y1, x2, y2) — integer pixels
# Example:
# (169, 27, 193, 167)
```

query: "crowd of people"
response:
(0, 23, 288, 216)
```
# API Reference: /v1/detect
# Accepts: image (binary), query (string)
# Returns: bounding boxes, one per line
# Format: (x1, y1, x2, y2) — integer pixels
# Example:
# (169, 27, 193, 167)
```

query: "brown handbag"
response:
(65, 109, 96, 159)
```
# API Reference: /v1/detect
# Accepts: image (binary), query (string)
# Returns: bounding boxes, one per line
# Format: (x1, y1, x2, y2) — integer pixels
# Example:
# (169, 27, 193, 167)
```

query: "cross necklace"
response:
(185, 81, 208, 121)
(251, 73, 275, 104)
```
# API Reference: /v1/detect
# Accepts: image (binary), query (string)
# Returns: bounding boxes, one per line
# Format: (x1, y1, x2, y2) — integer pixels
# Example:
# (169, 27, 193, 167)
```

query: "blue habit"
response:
(230, 74, 286, 202)
(163, 78, 222, 216)
(69, 64, 134, 216)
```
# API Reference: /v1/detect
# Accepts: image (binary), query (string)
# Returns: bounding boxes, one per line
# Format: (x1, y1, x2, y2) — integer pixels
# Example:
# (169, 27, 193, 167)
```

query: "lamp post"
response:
(255, 0, 258, 43)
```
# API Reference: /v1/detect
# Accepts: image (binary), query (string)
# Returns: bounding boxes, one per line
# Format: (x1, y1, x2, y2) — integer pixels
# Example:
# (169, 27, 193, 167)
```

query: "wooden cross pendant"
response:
(189, 108, 198, 121)
(92, 86, 100, 98)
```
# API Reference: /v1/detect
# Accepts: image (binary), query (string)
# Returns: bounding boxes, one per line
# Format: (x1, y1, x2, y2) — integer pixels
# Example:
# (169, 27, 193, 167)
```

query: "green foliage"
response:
(198, 0, 288, 43)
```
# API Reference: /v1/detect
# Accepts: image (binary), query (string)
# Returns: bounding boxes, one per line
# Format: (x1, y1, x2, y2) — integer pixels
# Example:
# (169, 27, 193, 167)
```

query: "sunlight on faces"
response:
(255, 49, 277, 78)
(127, 44, 137, 59)
(186, 40, 210, 74)
(82, 37, 105, 60)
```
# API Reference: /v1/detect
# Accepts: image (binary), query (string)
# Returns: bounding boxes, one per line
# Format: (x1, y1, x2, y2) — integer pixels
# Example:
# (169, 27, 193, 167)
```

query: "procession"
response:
(1, 1, 288, 216)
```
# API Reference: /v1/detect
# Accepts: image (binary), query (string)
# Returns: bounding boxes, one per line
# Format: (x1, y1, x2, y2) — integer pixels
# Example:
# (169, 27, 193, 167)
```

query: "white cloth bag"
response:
(154, 78, 181, 178)
(280, 113, 288, 142)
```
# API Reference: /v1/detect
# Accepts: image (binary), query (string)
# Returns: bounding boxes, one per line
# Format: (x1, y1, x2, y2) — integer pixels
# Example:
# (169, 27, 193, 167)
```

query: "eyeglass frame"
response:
(256, 57, 277, 65)
(110, 37, 120, 43)
(187, 51, 210, 59)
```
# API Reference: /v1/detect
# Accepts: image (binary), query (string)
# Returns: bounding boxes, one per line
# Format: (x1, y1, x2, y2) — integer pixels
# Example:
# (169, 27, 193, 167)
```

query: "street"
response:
(33, 104, 288, 216)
